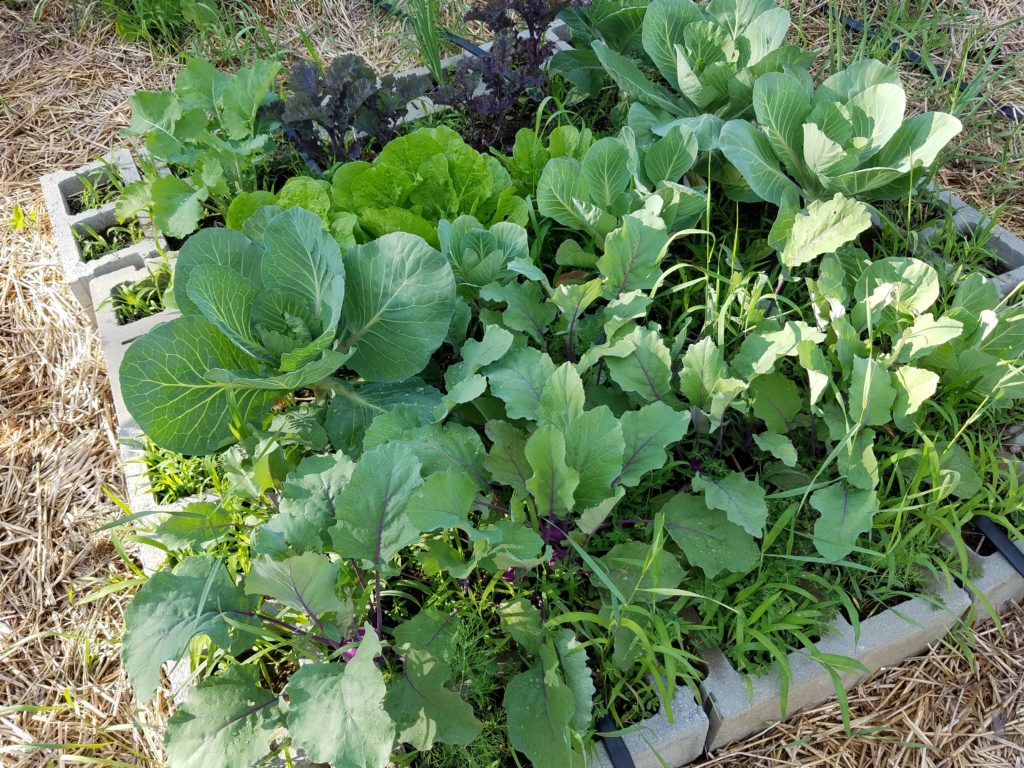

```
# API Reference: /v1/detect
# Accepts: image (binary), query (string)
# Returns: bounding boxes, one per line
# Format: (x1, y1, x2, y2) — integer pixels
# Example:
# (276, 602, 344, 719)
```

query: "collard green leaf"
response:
(480, 281, 557, 345)
(505, 646, 582, 768)
(328, 442, 424, 568)
(616, 402, 691, 487)
(643, 124, 698, 184)
(484, 420, 531, 496)
(564, 405, 626, 510)
(895, 314, 963, 362)
(244, 553, 345, 616)
(605, 325, 675, 402)
(678, 337, 746, 424)
(537, 157, 591, 232)
(151, 175, 207, 238)
(753, 432, 798, 467)
(592, 40, 681, 115)
(892, 365, 939, 430)
(536, 362, 586, 431)
(554, 629, 596, 732)
(267, 452, 356, 555)
(342, 232, 456, 381)
(386, 647, 483, 750)
(597, 540, 684, 601)
(165, 666, 281, 768)
(153, 501, 233, 550)
(596, 215, 671, 297)
(778, 194, 872, 269)
(285, 629, 395, 768)
(849, 356, 896, 427)
(752, 72, 811, 180)
(123, 556, 255, 701)
(325, 379, 440, 456)
(485, 347, 558, 420)
(662, 492, 759, 577)
(405, 470, 479, 533)
(811, 483, 879, 562)
(748, 372, 802, 432)
(525, 425, 580, 518)
(719, 119, 801, 204)
(500, 597, 544, 655)
(692, 471, 768, 537)
(120, 316, 283, 455)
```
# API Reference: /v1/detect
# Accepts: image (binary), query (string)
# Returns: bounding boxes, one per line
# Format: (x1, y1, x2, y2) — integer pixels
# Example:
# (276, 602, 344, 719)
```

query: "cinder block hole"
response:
(72, 216, 145, 263)
(107, 268, 172, 326)
(59, 165, 125, 216)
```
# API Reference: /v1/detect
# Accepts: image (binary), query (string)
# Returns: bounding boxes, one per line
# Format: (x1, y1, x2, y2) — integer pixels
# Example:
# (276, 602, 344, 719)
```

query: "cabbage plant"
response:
(120, 206, 456, 454)
(590, 0, 814, 145)
(719, 60, 963, 204)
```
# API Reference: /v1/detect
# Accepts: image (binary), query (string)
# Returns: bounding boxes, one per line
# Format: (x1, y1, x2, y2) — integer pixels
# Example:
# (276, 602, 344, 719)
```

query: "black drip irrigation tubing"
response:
(972, 516, 1024, 578)
(825, 5, 1023, 123)
(375, 0, 489, 58)
(596, 716, 637, 768)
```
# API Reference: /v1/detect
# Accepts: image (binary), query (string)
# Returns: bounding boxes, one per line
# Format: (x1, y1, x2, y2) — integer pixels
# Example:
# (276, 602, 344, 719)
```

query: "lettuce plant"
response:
(118, 58, 282, 238)
(719, 60, 963, 204)
(120, 206, 456, 454)
(327, 126, 529, 246)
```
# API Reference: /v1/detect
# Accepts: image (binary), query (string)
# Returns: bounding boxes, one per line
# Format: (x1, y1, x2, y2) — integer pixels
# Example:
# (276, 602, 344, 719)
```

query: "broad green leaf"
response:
(592, 40, 681, 115)
(869, 111, 962, 172)
(325, 379, 441, 456)
(848, 356, 896, 427)
(778, 194, 872, 268)
(641, 0, 703, 85)
(328, 443, 424, 568)
(597, 540, 684, 601)
(151, 175, 207, 238)
(938, 442, 983, 500)
(500, 597, 545, 655)
(719, 119, 801, 204)
(605, 325, 675, 402)
(153, 501, 233, 550)
(564, 406, 626, 509)
(485, 348, 558, 420)
(892, 365, 939, 430)
(386, 648, 483, 750)
(616, 402, 691, 487)
(120, 316, 282, 455)
(582, 137, 632, 210)
(537, 157, 591, 232)
(525, 425, 580, 518)
(186, 264, 269, 362)
(124, 90, 183, 154)
(165, 666, 281, 768)
(753, 72, 811, 179)
(854, 257, 940, 324)
(484, 420, 531, 496)
(554, 629, 596, 732)
(219, 59, 280, 140)
(753, 432, 798, 467)
(811, 483, 879, 562)
(895, 314, 963, 362)
(261, 207, 345, 333)
(536, 362, 586, 431)
(748, 372, 802, 432)
(643, 124, 698, 184)
(244, 553, 345, 616)
(123, 557, 255, 701)
(285, 629, 395, 768)
(267, 453, 356, 554)
(732, 320, 826, 378)
(342, 233, 456, 382)
(678, 337, 746, 424)
(385, 422, 488, 487)
(480, 281, 557, 344)
(505, 647, 581, 768)
(662, 493, 759, 577)
(405, 470, 479, 533)
(693, 471, 768, 537)
(596, 215, 671, 297)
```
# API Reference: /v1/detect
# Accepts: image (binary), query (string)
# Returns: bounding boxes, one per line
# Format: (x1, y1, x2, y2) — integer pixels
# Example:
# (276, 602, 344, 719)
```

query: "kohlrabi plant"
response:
(581, 0, 814, 144)
(719, 60, 963, 204)
(118, 58, 282, 238)
(119, 205, 456, 454)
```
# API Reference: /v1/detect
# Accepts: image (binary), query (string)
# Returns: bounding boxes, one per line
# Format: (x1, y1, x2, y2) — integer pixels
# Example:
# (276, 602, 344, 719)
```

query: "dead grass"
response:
(701, 602, 1024, 767)
(0, 188, 168, 767)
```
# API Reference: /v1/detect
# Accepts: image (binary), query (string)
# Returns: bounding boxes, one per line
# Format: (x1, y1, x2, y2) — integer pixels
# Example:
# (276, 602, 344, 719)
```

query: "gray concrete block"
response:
(995, 265, 1024, 299)
(922, 184, 1024, 271)
(966, 543, 1024, 618)
(90, 259, 180, 427)
(702, 616, 857, 751)
(849, 578, 970, 679)
(618, 684, 708, 768)
(40, 149, 151, 315)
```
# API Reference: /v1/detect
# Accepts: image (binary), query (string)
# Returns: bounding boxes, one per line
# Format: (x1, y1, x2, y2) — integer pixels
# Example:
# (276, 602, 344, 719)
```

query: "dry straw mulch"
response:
(702, 603, 1024, 767)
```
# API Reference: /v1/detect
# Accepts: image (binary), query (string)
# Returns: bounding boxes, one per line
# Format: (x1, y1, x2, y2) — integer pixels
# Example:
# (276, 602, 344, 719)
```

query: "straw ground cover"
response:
(787, 0, 1024, 234)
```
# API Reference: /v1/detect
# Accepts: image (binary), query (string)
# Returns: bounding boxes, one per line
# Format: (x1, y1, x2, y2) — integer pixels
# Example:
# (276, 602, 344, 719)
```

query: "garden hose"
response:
(825, 5, 1023, 123)
(972, 516, 1024, 579)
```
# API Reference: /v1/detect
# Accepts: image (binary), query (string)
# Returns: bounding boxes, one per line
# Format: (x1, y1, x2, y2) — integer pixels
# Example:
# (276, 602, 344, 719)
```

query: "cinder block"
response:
(40, 149, 152, 315)
(702, 616, 857, 751)
(966, 543, 1024, 617)
(995, 265, 1024, 299)
(90, 259, 180, 427)
(848, 578, 970, 678)
(618, 684, 709, 768)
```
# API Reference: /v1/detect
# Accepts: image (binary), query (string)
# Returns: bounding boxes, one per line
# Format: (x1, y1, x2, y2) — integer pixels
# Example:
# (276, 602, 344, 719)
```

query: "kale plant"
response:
(267, 54, 429, 174)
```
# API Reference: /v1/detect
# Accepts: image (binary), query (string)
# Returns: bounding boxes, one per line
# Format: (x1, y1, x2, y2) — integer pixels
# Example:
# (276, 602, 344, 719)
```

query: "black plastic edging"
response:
(973, 516, 1024, 578)
(824, 5, 1023, 123)
(596, 716, 637, 768)
(375, 0, 489, 58)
